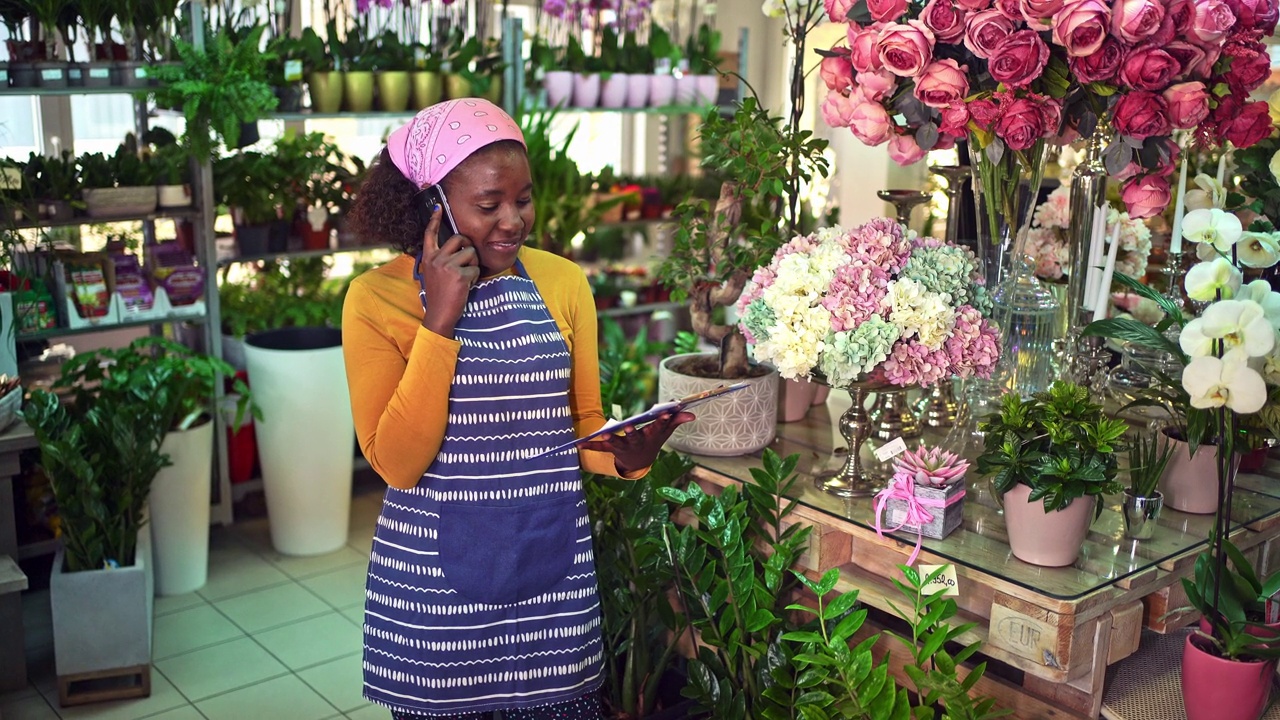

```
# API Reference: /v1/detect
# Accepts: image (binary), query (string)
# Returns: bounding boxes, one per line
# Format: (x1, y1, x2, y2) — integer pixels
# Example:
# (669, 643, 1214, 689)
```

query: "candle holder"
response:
(815, 382, 883, 498)
(929, 166, 972, 252)
(920, 379, 961, 428)
(1162, 249, 1187, 314)
(877, 190, 932, 230)
(872, 388, 923, 441)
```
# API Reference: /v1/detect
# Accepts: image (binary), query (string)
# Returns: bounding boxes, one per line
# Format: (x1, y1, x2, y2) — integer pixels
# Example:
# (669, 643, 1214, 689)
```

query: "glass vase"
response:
(966, 135, 1048, 288)
(1065, 127, 1111, 330)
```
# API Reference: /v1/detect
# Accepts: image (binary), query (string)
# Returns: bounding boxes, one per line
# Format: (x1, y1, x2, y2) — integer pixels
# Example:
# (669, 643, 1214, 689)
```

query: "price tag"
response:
(40, 68, 62, 81)
(705, 2, 718, 14)
(89, 67, 110, 79)
(919, 564, 959, 596)
(135, 66, 148, 79)
(284, 59, 303, 82)
(874, 436, 908, 462)
(0, 167, 22, 190)
(0, 69, 8, 84)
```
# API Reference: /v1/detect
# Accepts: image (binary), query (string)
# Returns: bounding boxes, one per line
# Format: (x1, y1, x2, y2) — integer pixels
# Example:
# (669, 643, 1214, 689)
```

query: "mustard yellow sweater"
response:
(342, 248, 630, 489)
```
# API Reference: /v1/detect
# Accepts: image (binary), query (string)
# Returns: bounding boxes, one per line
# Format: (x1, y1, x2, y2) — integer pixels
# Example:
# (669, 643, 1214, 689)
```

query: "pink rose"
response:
(968, 98, 1002, 129)
(1163, 81, 1211, 128)
(877, 21, 936, 77)
(995, 97, 1050, 150)
(940, 104, 972, 134)
(1070, 37, 1123, 82)
(1121, 174, 1171, 219)
(825, 0, 858, 22)
(1229, 0, 1279, 31)
(1114, 160, 1144, 181)
(1118, 45, 1180, 91)
(1111, 0, 1165, 42)
(922, 0, 969, 42)
(822, 90, 859, 128)
(1225, 41, 1270, 93)
(988, 29, 1050, 88)
(956, 0, 992, 9)
(995, 0, 1024, 20)
(857, 69, 898, 102)
(868, 0, 910, 22)
(1168, 0, 1197, 29)
(914, 59, 970, 107)
(1052, 0, 1111, 57)
(849, 101, 896, 145)
(1164, 42, 1208, 79)
(1020, 0, 1065, 29)
(888, 134, 927, 165)
(1221, 101, 1273, 148)
(821, 52, 855, 93)
(849, 24, 886, 73)
(1191, 0, 1236, 45)
(1150, 10, 1178, 46)
(1113, 91, 1171, 139)
(964, 9, 1015, 58)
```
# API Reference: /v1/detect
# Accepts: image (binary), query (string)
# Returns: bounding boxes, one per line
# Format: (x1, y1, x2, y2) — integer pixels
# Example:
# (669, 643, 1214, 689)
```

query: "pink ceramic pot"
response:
(696, 75, 719, 104)
(1002, 484, 1093, 567)
(543, 70, 573, 108)
(1182, 632, 1275, 720)
(649, 74, 675, 107)
(625, 73, 650, 108)
(572, 73, 601, 108)
(600, 73, 629, 108)
(674, 74, 699, 106)
(811, 385, 831, 406)
(779, 379, 819, 423)
(1161, 428, 1231, 515)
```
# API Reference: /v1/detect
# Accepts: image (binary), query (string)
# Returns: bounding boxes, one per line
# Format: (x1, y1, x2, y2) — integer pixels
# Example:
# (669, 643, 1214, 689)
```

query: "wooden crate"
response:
(57, 664, 150, 707)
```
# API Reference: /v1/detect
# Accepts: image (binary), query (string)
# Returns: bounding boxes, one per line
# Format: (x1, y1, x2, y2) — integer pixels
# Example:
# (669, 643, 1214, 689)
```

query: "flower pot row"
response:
(303, 70, 501, 115)
(543, 72, 719, 110)
(1, 60, 159, 89)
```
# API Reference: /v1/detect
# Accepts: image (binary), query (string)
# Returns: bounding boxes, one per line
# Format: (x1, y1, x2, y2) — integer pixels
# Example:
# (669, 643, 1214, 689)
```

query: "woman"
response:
(342, 98, 691, 719)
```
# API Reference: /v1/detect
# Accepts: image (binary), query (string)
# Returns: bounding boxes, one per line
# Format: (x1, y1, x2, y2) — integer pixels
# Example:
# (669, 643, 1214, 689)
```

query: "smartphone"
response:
(417, 185, 459, 248)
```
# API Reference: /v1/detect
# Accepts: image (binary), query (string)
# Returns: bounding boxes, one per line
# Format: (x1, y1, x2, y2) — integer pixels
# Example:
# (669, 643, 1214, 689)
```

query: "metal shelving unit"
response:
(216, 243, 394, 267)
(9, 208, 198, 231)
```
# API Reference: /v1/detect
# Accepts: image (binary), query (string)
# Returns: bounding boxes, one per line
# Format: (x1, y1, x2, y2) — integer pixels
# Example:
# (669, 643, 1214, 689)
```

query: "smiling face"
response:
(440, 142, 534, 277)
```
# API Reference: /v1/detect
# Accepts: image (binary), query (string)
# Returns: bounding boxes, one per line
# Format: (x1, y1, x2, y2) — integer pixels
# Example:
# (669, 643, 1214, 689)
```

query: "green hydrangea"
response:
(741, 298, 776, 343)
(970, 283, 994, 316)
(902, 246, 976, 304)
(820, 316, 901, 386)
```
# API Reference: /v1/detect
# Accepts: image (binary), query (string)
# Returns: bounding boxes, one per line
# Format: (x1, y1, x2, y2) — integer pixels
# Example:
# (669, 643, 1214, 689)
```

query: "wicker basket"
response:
(84, 186, 158, 218)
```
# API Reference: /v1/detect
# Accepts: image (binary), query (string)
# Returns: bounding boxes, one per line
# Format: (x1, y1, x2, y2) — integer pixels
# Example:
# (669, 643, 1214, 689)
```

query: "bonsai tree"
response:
(24, 337, 254, 572)
(655, 96, 828, 378)
(976, 381, 1127, 517)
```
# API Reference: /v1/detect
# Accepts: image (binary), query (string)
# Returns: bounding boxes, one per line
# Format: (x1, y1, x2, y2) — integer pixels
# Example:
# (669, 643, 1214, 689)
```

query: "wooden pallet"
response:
(57, 664, 151, 708)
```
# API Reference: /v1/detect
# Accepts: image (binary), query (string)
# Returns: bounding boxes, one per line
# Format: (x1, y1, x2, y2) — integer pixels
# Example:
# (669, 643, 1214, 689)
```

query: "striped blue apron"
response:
(362, 260, 604, 716)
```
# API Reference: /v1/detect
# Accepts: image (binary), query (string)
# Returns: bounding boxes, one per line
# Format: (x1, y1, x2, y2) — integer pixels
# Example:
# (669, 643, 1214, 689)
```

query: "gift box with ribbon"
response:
(873, 446, 968, 564)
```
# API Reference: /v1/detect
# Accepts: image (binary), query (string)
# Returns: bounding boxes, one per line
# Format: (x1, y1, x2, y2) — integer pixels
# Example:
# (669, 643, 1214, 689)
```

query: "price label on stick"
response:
(919, 564, 960, 597)
(874, 437, 908, 463)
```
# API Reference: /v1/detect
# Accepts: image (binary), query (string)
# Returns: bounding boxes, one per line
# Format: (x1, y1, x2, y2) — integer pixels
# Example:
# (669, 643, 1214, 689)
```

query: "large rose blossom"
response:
(868, 0, 910, 22)
(995, 0, 1025, 20)
(1191, 0, 1237, 44)
(921, 0, 968, 41)
(1118, 46, 1181, 91)
(848, 23, 885, 72)
(1111, 0, 1166, 41)
(940, 105, 971, 135)
(1164, 42, 1209, 79)
(968, 98, 1002, 129)
(1020, 0, 1066, 28)
(1222, 101, 1273, 148)
(849, 100, 895, 145)
(1051, 0, 1110, 57)
(1230, 0, 1279, 31)
(995, 97, 1055, 150)
(1113, 91, 1171, 139)
(888, 133, 927, 165)
(1122, 174, 1172, 219)
(988, 29, 1050, 87)
(1168, 0, 1197, 29)
(914, 59, 969, 107)
(820, 52, 854, 93)
(1224, 41, 1271, 93)
(822, 90, 859, 128)
(956, 0, 991, 8)
(857, 69, 898, 101)
(964, 10, 1016, 58)
(825, 0, 858, 22)
(877, 21, 936, 77)
(1070, 37, 1123, 82)
(1163, 82, 1211, 128)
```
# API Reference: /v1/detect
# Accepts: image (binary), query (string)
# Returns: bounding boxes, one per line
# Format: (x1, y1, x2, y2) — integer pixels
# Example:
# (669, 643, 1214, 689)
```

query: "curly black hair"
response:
(345, 141, 525, 256)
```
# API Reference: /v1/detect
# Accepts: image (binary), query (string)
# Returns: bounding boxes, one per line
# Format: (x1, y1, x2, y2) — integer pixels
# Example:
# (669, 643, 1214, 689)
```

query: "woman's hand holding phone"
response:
(418, 206, 479, 338)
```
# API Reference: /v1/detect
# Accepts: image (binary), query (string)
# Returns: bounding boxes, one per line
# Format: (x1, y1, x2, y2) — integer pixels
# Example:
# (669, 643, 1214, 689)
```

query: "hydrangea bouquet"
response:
(1026, 183, 1152, 281)
(737, 218, 1001, 388)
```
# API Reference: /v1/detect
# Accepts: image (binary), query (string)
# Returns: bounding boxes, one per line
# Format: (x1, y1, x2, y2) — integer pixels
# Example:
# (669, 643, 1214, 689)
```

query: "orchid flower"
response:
(1183, 208, 1243, 257)
(1242, 279, 1280, 330)
(1185, 257, 1243, 302)
(1237, 231, 1280, 269)
(1185, 174, 1227, 212)
(1182, 353, 1267, 414)
(1270, 149, 1280, 187)
(1178, 299, 1275, 359)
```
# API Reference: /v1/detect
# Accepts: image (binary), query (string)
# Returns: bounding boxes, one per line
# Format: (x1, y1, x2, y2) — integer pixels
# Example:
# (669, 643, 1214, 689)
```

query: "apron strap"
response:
(411, 252, 529, 316)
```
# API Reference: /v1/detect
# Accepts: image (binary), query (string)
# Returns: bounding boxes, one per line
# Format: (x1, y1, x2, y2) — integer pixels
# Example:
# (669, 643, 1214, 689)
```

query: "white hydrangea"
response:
(884, 278, 957, 350)
(755, 303, 832, 379)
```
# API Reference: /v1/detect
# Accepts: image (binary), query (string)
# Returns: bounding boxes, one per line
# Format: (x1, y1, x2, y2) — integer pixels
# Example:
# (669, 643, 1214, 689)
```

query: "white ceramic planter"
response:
(600, 73, 629, 108)
(51, 527, 153, 678)
(573, 73, 601, 108)
(245, 327, 353, 556)
(625, 73, 650, 108)
(543, 70, 574, 108)
(695, 75, 719, 104)
(657, 353, 778, 456)
(156, 183, 191, 208)
(649, 74, 675, 107)
(150, 419, 214, 596)
(674, 74, 699, 106)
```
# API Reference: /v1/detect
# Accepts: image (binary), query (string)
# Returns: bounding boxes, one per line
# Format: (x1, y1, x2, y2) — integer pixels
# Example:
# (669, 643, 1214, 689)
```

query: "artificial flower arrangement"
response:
(1026, 183, 1153, 281)
(817, 0, 1278, 220)
(736, 218, 1001, 388)
(875, 446, 971, 554)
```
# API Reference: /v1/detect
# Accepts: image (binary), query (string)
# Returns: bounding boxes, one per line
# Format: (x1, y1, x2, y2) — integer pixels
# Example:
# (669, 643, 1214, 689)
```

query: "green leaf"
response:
(824, 590, 860, 620)
(746, 608, 775, 632)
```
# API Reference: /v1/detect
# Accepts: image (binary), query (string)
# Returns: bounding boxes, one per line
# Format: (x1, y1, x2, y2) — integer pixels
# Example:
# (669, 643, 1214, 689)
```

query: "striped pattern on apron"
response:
(362, 261, 604, 716)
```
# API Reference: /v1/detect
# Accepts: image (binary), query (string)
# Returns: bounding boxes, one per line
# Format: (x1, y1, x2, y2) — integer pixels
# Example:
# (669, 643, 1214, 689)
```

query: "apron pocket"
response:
(437, 494, 578, 606)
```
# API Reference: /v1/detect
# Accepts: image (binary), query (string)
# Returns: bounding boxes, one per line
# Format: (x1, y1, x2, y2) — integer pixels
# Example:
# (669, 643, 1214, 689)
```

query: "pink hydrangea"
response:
(849, 217, 913, 272)
(912, 235, 945, 249)
(944, 306, 1001, 378)
(737, 266, 776, 312)
(822, 256, 891, 331)
(882, 339, 951, 386)
(776, 233, 821, 258)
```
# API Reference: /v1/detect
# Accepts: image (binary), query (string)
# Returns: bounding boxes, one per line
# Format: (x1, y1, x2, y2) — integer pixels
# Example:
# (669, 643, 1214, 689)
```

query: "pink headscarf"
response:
(386, 98, 526, 189)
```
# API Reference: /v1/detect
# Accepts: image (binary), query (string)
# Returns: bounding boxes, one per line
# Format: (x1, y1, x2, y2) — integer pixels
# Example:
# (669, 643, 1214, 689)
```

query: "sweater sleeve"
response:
(342, 277, 460, 489)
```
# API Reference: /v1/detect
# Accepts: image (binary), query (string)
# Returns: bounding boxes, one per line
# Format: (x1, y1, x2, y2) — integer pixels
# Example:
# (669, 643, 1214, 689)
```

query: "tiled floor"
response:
(1, 483, 390, 720)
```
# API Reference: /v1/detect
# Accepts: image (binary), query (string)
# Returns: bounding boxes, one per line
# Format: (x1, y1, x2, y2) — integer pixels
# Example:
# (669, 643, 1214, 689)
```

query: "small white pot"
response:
(625, 73, 650, 108)
(156, 183, 192, 208)
(543, 70, 574, 108)
(648, 74, 675, 107)
(600, 73, 629, 108)
(674, 74, 699, 106)
(696, 75, 720, 105)
(573, 73, 601, 108)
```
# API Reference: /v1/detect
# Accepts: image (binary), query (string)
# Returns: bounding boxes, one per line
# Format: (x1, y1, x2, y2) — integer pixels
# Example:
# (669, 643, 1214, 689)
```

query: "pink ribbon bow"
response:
(873, 475, 963, 566)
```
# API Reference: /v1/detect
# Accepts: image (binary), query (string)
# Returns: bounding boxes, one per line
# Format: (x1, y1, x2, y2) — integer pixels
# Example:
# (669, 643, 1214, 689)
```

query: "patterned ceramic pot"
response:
(658, 353, 778, 456)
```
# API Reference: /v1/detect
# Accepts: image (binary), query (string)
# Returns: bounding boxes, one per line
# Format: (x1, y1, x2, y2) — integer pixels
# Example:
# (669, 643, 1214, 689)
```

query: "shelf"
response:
(0, 85, 149, 97)
(217, 243, 395, 267)
(18, 311, 207, 342)
(258, 104, 723, 122)
(10, 208, 197, 230)
(598, 300, 680, 318)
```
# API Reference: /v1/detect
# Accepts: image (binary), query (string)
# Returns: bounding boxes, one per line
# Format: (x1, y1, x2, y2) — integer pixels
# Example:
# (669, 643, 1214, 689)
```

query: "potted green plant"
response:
(78, 138, 158, 218)
(273, 131, 344, 249)
(620, 28, 653, 108)
(335, 15, 378, 112)
(145, 127, 191, 208)
(371, 29, 413, 112)
(1123, 430, 1175, 540)
(0, 0, 37, 86)
(681, 22, 721, 105)
(264, 32, 309, 113)
(299, 25, 342, 113)
(26, 0, 68, 86)
(25, 151, 81, 221)
(215, 150, 284, 256)
(74, 0, 118, 85)
(975, 381, 1126, 567)
(411, 40, 444, 109)
(646, 25, 680, 107)
(441, 29, 481, 100)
